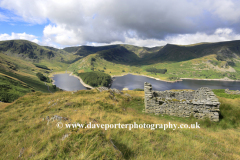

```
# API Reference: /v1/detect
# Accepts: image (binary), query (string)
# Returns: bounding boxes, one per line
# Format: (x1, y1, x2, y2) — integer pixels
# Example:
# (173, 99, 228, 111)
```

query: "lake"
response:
(52, 73, 87, 91)
(111, 74, 240, 90)
(53, 73, 240, 91)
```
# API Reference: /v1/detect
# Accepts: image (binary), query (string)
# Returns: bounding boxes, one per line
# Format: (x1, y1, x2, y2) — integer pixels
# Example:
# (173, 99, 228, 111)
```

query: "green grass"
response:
(0, 90, 240, 159)
(213, 89, 240, 99)
(0, 69, 54, 93)
(0, 75, 32, 102)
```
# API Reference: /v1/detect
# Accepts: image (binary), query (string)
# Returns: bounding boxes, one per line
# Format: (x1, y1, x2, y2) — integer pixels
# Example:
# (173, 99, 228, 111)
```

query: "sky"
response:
(1, 0, 240, 48)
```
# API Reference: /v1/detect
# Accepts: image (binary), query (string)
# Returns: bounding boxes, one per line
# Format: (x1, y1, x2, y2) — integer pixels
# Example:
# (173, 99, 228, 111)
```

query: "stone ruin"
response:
(144, 82, 220, 121)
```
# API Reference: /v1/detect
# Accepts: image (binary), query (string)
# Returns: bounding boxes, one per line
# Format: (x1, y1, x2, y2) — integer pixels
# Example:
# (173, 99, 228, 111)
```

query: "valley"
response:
(1, 39, 240, 102)
(0, 39, 240, 159)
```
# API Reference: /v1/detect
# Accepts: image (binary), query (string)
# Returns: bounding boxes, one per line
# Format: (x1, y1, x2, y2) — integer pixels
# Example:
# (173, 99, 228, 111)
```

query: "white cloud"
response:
(0, 32, 39, 43)
(165, 28, 240, 45)
(1, 0, 240, 47)
(0, 28, 239, 49)
(43, 24, 82, 46)
(71, 28, 240, 48)
(209, 0, 240, 23)
(121, 28, 240, 47)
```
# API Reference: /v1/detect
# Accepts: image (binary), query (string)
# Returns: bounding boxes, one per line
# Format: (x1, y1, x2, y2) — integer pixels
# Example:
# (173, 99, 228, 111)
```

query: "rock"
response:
(124, 93, 131, 98)
(18, 147, 24, 158)
(47, 115, 68, 122)
(62, 133, 70, 141)
(96, 87, 123, 94)
(96, 87, 109, 92)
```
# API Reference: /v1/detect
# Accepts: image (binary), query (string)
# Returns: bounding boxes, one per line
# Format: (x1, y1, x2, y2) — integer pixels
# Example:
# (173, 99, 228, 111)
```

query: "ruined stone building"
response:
(144, 82, 220, 121)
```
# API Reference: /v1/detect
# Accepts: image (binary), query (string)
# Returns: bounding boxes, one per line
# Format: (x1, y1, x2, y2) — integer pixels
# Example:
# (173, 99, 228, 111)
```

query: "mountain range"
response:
(0, 39, 240, 99)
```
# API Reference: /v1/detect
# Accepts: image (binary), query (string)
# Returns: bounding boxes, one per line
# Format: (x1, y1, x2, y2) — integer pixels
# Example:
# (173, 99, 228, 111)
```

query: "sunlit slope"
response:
(0, 40, 78, 71)
(0, 89, 239, 159)
(153, 40, 240, 62)
(69, 53, 240, 81)
(0, 53, 57, 93)
(1, 39, 240, 82)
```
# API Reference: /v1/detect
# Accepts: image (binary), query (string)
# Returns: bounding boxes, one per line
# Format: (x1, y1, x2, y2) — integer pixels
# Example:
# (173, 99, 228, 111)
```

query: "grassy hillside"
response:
(63, 45, 118, 56)
(0, 52, 59, 95)
(0, 89, 239, 159)
(2, 39, 240, 82)
(120, 44, 162, 58)
(1, 40, 59, 61)
(0, 40, 75, 102)
(0, 40, 78, 71)
(69, 53, 240, 81)
(67, 40, 240, 81)
(151, 40, 240, 62)
(0, 73, 33, 102)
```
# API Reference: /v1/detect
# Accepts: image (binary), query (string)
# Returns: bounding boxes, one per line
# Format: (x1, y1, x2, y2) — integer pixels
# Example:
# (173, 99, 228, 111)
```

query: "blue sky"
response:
(1, 0, 240, 48)
(0, 22, 45, 37)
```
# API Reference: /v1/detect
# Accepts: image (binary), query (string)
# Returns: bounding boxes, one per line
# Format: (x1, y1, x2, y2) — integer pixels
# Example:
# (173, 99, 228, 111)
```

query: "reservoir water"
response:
(52, 73, 87, 91)
(111, 74, 240, 91)
(53, 73, 240, 91)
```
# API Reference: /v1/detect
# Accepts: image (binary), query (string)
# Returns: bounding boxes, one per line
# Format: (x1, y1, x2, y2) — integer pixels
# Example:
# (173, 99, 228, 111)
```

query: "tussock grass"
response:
(0, 90, 240, 159)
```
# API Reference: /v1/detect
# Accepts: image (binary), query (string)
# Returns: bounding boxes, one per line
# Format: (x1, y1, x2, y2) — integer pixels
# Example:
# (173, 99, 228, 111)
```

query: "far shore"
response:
(50, 72, 240, 91)
(111, 73, 181, 83)
(111, 73, 240, 83)
(180, 77, 240, 82)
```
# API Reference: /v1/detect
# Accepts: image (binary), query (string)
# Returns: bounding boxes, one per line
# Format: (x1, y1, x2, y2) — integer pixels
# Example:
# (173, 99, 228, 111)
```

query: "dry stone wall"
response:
(144, 82, 220, 121)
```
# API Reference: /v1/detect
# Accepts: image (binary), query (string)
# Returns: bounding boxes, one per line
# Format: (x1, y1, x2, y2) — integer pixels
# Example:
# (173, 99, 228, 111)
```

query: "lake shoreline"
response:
(50, 72, 240, 91)
(111, 73, 240, 83)
(69, 72, 94, 89)
(180, 77, 240, 82)
(50, 72, 94, 90)
(112, 73, 181, 83)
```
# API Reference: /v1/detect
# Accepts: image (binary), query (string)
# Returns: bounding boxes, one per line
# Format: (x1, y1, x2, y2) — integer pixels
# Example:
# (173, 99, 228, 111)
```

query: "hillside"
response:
(152, 40, 240, 62)
(0, 73, 33, 102)
(0, 45, 63, 102)
(1, 40, 60, 61)
(0, 89, 240, 159)
(1, 39, 240, 98)
(68, 40, 240, 81)
(63, 45, 118, 57)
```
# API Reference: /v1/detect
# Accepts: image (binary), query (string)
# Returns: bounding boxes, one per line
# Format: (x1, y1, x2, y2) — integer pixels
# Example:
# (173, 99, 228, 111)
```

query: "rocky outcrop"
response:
(225, 88, 240, 94)
(96, 87, 123, 94)
(144, 82, 220, 121)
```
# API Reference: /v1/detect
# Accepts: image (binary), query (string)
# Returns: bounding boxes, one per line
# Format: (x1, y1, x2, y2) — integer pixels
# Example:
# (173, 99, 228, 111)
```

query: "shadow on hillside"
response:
(111, 139, 134, 159)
